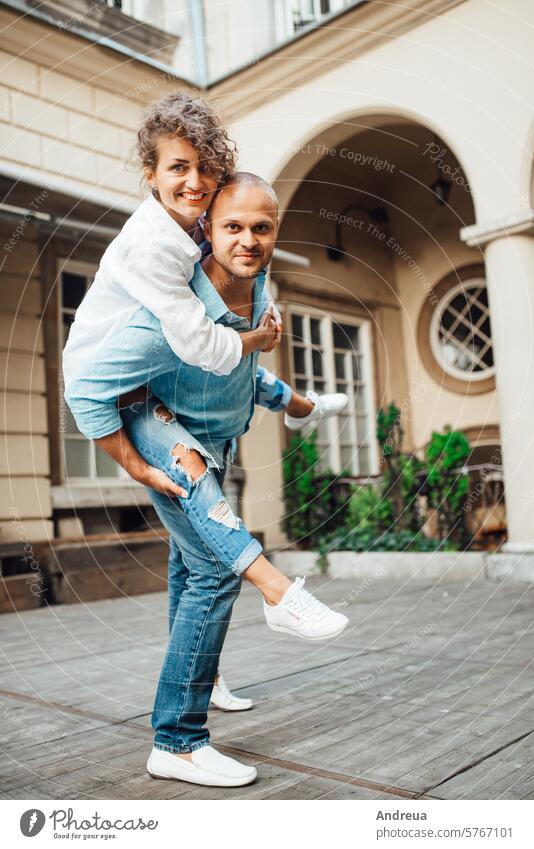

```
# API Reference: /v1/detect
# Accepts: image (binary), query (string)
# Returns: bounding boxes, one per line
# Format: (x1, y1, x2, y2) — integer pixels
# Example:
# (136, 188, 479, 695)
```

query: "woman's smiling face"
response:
(145, 135, 218, 229)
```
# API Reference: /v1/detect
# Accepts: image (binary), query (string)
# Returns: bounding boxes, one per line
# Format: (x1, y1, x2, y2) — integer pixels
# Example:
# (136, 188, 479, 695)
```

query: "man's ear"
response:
(203, 217, 212, 242)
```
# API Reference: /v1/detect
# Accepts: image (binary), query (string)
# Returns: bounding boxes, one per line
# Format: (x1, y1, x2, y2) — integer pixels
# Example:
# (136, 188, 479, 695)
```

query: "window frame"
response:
(275, 0, 350, 40)
(416, 264, 495, 397)
(286, 305, 379, 476)
(430, 277, 495, 383)
(59, 258, 130, 487)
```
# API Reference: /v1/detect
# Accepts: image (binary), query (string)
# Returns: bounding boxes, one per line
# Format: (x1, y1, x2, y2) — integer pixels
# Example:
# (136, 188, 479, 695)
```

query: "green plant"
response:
(319, 526, 448, 556)
(349, 483, 393, 534)
(376, 403, 404, 521)
(424, 428, 470, 544)
(318, 476, 450, 556)
(376, 403, 425, 530)
(282, 405, 472, 555)
(282, 430, 348, 549)
(398, 453, 426, 532)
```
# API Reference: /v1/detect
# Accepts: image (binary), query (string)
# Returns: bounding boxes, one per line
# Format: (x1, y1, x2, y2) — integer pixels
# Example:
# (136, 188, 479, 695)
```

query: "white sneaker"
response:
(147, 745, 257, 787)
(210, 674, 253, 711)
(263, 577, 349, 640)
(284, 390, 348, 431)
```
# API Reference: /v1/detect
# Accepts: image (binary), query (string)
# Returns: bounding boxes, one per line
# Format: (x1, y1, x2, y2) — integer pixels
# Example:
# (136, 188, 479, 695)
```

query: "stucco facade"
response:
(0, 0, 533, 570)
(218, 0, 534, 550)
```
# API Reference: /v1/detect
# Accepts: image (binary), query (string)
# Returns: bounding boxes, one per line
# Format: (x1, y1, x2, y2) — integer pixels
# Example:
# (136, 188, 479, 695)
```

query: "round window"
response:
(430, 279, 494, 381)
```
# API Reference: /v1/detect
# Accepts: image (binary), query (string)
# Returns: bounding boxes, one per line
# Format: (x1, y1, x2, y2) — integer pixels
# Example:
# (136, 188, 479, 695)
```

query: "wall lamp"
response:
(326, 202, 389, 261)
(430, 173, 452, 206)
(429, 134, 453, 206)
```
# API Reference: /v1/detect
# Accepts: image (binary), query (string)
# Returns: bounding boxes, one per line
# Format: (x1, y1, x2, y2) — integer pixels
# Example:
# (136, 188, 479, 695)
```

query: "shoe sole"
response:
(147, 768, 257, 787)
(267, 620, 349, 640)
(210, 703, 254, 711)
(285, 403, 349, 431)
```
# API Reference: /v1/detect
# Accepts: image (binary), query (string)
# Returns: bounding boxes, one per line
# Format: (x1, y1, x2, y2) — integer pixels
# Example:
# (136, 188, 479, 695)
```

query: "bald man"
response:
(65, 173, 349, 788)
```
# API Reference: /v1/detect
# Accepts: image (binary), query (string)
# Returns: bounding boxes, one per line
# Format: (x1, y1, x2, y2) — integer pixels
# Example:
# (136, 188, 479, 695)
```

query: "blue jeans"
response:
(121, 395, 262, 578)
(150, 463, 242, 753)
(120, 397, 262, 753)
(119, 372, 290, 753)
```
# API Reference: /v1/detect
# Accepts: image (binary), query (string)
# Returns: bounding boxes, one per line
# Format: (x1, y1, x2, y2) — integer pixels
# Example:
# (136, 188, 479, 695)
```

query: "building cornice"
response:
(460, 210, 534, 248)
(0, 4, 196, 100)
(209, 0, 466, 119)
(1, 0, 466, 109)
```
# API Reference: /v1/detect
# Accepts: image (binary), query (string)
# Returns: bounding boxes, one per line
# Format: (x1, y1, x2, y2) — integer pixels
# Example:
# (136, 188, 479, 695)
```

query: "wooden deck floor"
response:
(1, 574, 534, 800)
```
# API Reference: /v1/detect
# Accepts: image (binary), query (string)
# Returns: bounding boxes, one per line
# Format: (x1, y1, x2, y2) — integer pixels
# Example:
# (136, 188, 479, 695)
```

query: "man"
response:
(65, 173, 349, 787)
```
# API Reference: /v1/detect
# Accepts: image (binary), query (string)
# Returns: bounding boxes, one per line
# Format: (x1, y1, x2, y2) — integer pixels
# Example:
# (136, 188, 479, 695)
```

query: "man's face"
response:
(205, 184, 279, 278)
(146, 135, 218, 225)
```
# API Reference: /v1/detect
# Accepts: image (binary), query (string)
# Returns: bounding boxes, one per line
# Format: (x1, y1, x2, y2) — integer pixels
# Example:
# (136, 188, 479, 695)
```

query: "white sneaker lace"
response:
(283, 577, 330, 621)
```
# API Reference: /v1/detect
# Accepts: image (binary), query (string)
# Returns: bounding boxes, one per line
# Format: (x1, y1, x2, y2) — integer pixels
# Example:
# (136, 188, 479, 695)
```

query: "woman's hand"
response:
(258, 313, 282, 353)
(241, 317, 279, 356)
(265, 301, 283, 327)
(260, 304, 283, 352)
(261, 324, 282, 353)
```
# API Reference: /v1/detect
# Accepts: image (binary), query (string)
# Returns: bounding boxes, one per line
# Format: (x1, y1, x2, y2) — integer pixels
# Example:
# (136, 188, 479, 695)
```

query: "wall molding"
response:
(0, 5, 192, 100)
(210, 0, 467, 119)
(460, 209, 534, 247)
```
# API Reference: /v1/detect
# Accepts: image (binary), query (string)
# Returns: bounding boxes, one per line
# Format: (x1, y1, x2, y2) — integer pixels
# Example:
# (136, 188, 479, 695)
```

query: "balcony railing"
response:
(332, 462, 507, 548)
(14, 0, 180, 67)
(14, 0, 364, 83)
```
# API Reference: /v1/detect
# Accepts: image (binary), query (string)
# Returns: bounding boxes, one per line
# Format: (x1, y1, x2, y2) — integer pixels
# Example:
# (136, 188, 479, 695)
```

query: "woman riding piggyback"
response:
(62, 92, 277, 391)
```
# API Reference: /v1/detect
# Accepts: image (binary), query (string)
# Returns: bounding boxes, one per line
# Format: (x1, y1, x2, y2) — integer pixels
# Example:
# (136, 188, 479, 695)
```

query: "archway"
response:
(267, 114, 502, 541)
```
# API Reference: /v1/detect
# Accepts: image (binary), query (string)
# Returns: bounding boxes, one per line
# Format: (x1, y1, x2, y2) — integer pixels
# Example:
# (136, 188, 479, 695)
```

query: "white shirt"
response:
(62, 193, 242, 388)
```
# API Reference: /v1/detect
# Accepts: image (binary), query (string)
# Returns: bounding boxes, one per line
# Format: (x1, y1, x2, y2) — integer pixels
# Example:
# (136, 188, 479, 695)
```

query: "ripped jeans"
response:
(120, 394, 262, 753)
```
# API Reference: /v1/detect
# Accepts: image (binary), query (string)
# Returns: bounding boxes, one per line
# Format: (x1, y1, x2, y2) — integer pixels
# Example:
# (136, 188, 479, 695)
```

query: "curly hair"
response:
(136, 91, 237, 184)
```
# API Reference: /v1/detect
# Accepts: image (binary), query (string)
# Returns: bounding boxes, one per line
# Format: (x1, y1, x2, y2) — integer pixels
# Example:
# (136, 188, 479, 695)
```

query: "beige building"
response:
(1, 0, 533, 607)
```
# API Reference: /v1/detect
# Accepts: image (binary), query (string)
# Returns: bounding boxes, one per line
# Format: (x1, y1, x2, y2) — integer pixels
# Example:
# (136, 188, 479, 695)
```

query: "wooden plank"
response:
(0, 230, 40, 276)
(0, 574, 44, 612)
(0, 276, 42, 315)
(0, 392, 48, 434)
(1, 577, 533, 799)
(262, 774, 406, 800)
(0, 475, 51, 520)
(427, 732, 534, 799)
(0, 693, 105, 762)
(39, 236, 62, 485)
(48, 538, 170, 604)
(51, 558, 168, 604)
(0, 433, 49, 475)
(0, 314, 44, 354)
(0, 351, 45, 392)
(0, 517, 53, 544)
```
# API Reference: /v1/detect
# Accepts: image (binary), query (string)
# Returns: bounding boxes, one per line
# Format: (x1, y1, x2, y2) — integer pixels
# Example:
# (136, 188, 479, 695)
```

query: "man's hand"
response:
(137, 463, 187, 498)
(95, 428, 187, 498)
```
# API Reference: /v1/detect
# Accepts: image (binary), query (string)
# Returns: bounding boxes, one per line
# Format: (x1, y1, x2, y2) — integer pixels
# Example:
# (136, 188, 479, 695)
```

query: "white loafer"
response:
(284, 390, 348, 431)
(264, 576, 349, 640)
(147, 745, 257, 787)
(210, 674, 253, 711)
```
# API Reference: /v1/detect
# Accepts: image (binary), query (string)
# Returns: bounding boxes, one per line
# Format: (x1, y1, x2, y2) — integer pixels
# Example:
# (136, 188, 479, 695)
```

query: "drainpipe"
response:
(187, 0, 209, 87)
